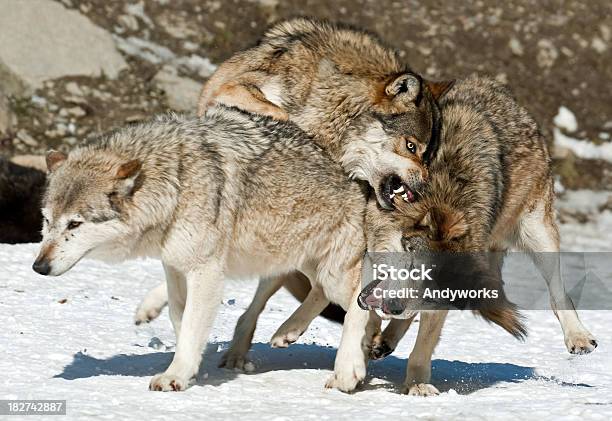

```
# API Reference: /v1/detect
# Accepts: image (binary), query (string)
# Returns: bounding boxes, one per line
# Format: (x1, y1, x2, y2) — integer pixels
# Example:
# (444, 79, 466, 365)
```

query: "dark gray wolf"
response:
(358, 75, 597, 394)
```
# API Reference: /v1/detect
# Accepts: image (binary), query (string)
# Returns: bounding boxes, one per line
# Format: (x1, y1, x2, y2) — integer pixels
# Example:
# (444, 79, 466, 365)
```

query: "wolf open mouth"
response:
(380, 175, 415, 208)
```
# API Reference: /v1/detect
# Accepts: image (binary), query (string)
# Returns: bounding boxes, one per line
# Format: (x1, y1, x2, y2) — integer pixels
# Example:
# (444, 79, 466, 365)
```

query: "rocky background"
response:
(0, 0, 610, 191)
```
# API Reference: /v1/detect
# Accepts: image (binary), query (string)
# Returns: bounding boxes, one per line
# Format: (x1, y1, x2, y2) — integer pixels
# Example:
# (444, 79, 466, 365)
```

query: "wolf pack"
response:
(32, 18, 597, 396)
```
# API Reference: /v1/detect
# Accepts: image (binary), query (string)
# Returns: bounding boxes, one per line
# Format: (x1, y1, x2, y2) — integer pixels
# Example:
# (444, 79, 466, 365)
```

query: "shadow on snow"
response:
(54, 341, 591, 394)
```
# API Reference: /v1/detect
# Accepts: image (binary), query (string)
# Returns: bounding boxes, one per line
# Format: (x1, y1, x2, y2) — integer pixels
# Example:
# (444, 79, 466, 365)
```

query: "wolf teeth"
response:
(392, 185, 405, 194)
(389, 193, 395, 199)
(401, 193, 408, 202)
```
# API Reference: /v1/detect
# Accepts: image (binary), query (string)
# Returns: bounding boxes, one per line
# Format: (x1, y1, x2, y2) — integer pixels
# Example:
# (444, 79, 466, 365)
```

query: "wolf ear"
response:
(114, 159, 142, 197)
(385, 73, 421, 103)
(424, 79, 455, 101)
(46, 150, 67, 173)
(420, 207, 467, 241)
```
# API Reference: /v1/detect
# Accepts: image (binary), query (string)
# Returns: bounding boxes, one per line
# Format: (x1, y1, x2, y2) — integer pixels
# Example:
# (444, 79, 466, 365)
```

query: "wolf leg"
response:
(518, 200, 597, 354)
(270, 282, 330, 348)
(211, 81, 288, 121)
(370, 316, 415, 360)
(402, 310, 447, 396)
(220, 275, 285, 370)
(150, 261, 223, 392)
(164, 264, 187, 341)
(325, 265, 375, 393)
(134, 281, 168, 325)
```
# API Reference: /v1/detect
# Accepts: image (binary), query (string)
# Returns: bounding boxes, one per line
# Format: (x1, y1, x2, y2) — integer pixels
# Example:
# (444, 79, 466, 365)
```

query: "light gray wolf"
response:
(357, 75, 598, 393)
(33, 106, 378, 393)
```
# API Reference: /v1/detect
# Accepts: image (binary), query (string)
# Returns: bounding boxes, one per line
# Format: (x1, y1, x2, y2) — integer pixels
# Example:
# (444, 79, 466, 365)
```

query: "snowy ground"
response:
(1, 196, 611, 420)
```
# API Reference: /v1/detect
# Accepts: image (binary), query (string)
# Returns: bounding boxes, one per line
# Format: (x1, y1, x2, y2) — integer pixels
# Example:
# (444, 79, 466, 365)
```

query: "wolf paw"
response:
(403, 383, 440, 396)
(270, 328, 301, 348)
(149, 373, 189, 392)
(566, 331, 598, 355)
(134, 304, 163, 325)
(369, 337, 394, 360)
(219, 351, 255, 372)
(325, 362, 366, 393)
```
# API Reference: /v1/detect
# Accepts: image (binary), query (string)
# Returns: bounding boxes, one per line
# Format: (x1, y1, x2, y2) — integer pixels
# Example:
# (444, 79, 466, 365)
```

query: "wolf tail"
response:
(475, 305, 527, 340)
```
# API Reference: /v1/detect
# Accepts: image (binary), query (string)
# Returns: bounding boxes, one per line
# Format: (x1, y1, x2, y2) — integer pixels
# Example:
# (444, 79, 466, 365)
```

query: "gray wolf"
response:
(33, 106, 377, 393)
(198, 17, 453, 207)
(358, 75, 597, 393)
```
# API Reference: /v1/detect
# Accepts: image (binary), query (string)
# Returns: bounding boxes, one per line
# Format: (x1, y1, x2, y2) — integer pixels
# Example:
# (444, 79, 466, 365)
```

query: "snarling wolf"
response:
(358, 75, 597, 394)
(198, 17, 453, 208)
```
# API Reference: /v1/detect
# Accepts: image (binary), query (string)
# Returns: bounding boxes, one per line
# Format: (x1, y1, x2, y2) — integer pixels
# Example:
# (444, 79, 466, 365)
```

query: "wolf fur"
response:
(359, 75, 597, 394)
(198, 17, 453, 207)
(34, 107, 380, 393)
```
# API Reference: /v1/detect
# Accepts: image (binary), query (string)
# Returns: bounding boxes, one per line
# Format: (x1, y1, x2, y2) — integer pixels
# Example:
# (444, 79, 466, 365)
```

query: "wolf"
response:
(136, 16, 452, 332)
(33, 107, 379, 393)
(357, 76, 597, 393)
(198, 17, 454, 208)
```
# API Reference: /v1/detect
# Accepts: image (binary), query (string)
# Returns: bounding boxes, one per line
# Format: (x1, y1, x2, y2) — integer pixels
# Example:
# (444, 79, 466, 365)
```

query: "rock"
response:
(0, 92, 14, 135)
(0, 157, 46, 244)
(591, 37, 607, 54)
(508, 37, 524, 56)
(174, 55, 217, 78)
(0, 0, 127, 97)
(16, 130, 38, 147)
(59, 106, 86, 118)
(536, 39, 558, 69)
(554, 106, 578, 132)
(125, 1, 154, 28)
(118, 14, 139, 32)
(153, 65, 201, 111)
(10, 155, 47, 172)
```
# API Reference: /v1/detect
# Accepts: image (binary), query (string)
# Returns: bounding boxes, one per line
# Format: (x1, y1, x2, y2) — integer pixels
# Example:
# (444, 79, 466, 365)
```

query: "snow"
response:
(554, 128, 612, 164)
(113, 36, 217, 78)
(551, 105, 612, 164)
(1, 201, 611, 420)
(554, 106, 578, 133)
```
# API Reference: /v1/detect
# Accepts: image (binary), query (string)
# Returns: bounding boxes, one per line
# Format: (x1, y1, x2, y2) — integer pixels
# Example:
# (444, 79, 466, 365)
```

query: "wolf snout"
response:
(32, 257, 51, 275)
(380, 175, 419, 209)
(382, 298, 405, 316)
(358, 280, 383, 310)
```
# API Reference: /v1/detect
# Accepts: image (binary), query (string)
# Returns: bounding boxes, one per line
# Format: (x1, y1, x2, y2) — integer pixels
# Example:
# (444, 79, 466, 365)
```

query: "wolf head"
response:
(338, 69, 454, 210)
(32, 150, 142, 276)
(360, 202, 526, 340)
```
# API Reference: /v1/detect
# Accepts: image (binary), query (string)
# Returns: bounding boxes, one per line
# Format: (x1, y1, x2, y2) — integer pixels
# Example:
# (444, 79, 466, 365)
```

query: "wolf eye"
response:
(67, 220, 82, 230)
(406, 139, 417, 154)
